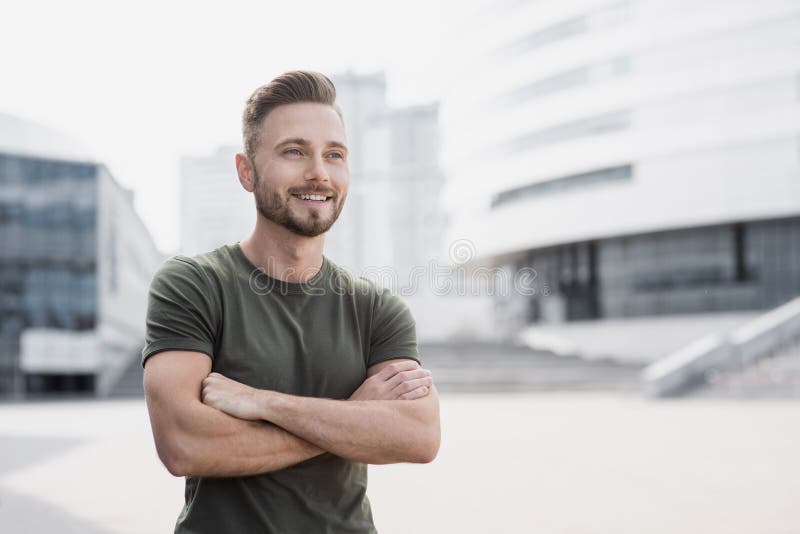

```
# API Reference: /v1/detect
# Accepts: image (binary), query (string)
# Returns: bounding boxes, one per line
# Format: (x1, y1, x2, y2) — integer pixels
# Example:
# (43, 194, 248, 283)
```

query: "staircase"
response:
(419, 342, 644, 393)
(644, 296, 800, 398)
(108, 354, 144, 398)
(692, 341, 800, 398)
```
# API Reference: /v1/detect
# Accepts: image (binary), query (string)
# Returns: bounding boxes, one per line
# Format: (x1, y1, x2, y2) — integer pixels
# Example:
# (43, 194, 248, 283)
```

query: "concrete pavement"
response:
(1, 394, 798, 533)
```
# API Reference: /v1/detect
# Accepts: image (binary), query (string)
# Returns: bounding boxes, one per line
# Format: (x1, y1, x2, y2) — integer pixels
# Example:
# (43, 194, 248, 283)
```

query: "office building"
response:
(0, 113, 163, 396)
(180, 146, 254, 256)
(328, 72, 447, 286)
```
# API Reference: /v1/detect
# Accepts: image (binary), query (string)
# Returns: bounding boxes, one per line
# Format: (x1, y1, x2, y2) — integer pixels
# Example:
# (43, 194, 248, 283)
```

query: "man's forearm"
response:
(253, 386, 441, 465)
(164, 399, 325, 477)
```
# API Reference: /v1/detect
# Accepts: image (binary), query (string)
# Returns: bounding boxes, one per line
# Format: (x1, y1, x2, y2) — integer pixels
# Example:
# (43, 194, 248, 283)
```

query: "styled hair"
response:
(242, 70, 342, 162)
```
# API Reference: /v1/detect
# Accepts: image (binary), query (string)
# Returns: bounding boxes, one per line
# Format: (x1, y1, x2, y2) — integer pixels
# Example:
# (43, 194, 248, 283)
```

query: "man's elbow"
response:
(155, 436, 195, 477)
(162, 452, 191, 477)
(407, 393, 441, 463)
(411, 427, 441, 464)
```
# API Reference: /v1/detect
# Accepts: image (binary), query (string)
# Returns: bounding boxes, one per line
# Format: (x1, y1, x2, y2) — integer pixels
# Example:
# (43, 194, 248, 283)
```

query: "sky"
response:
(0, 0, 474, 253)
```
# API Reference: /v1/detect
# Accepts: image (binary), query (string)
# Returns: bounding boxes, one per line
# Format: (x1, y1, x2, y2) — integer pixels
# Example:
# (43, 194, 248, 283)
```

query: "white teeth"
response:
(298, 194, 327, 201)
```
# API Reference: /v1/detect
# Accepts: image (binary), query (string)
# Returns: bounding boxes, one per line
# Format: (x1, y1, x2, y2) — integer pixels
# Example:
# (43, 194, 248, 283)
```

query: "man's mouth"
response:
(291, 193, 332, 203)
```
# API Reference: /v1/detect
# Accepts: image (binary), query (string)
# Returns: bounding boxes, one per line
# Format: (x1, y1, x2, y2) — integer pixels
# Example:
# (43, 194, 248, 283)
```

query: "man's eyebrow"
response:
(275, 137, 310, 148)
(327, 141, 348, 152)
(274, 138, 348, 151)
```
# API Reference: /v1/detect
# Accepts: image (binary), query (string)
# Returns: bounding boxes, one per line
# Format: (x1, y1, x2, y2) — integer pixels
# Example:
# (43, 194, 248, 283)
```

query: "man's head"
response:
(237, 70, 348, 237)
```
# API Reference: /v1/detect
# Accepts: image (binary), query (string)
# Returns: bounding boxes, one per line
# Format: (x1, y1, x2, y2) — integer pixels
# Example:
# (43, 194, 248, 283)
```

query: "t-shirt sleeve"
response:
(367, 287, 421, 367)
(141, 257, 219, 368)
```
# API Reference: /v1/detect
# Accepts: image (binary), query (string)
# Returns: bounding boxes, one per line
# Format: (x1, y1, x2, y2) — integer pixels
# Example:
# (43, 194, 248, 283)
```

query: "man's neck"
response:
(240, 216, 325, 283)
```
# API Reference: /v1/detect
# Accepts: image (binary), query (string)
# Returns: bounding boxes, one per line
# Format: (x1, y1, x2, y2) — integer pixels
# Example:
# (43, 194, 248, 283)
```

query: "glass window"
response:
(502, 110, 631, 155)
(492, 164, 632, 208)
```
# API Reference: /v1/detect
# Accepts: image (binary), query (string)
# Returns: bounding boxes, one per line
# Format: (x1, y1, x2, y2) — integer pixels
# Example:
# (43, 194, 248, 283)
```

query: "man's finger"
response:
(399, 386, 429, 400)
(393, 376, 433, 395)
(376, 360, 419, 380)
(385, 368, 430, 389)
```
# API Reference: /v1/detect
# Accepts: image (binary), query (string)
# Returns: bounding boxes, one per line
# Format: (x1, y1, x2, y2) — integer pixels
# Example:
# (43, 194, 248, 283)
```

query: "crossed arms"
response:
(143, 350, 440, 478)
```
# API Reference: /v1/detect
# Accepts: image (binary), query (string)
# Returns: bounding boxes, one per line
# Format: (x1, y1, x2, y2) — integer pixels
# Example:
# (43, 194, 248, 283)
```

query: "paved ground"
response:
(0, 394, 798, 533)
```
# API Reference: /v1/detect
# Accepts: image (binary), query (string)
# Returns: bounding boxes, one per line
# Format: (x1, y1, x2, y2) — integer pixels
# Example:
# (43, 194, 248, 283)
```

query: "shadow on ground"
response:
(0, 434, 111, 533)
(0, 434, 86, 477)
(0, 486, 112, 534)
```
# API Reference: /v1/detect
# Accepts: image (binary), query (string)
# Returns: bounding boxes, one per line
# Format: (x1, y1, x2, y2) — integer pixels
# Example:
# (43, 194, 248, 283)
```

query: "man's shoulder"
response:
(182, 244, 235, 273)
(153, 244, 237, 287)
(323, 258, 412, 318)
(324, 257, 382, 299)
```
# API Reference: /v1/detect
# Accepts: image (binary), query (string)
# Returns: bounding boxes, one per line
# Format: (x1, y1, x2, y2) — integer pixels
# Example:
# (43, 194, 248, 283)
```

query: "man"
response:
(142, 70, 440, 533)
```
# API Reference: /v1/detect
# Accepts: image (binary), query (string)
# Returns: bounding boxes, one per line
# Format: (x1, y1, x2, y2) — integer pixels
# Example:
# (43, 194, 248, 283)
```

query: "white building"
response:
(441, 0, 800, 354)
(0, 113, 164, 396)
(327, 72, 447, 288)
(180, 146, 254, 256)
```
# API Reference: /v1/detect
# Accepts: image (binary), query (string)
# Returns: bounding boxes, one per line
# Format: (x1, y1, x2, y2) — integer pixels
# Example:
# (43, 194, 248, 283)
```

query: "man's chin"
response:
(257, 203, 341, 237)
(285, 217, 337, 237)
(288, 206, 341, 235)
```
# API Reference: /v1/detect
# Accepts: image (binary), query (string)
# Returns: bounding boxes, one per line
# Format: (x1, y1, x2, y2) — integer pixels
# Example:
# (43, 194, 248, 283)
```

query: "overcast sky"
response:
(0, 0, 478, 253)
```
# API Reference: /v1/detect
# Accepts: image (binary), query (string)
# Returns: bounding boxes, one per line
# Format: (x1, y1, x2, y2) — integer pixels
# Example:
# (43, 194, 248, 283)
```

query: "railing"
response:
(643, 296, 800, 397)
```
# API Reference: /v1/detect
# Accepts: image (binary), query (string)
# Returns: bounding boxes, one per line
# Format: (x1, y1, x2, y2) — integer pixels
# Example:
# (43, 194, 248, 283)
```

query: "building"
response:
(327, 72, 447, 287)
(180, 146, 254, 256)
(0, 113, 163, 396)
(441, 0, 800, 346)
(369, 103, 448, 286)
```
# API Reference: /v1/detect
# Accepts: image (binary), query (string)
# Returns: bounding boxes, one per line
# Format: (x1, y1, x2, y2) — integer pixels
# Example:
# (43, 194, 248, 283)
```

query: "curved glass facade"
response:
(503, 216, 800, 326)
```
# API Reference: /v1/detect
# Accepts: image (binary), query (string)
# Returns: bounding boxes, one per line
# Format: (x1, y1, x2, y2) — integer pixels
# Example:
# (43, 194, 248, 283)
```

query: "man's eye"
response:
(284, 148, 302, 156)
(326, 152, 344, 159)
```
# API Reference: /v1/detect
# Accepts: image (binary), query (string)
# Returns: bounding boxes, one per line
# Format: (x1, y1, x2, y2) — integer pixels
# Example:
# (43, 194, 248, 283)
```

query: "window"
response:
(502, 16, 588, 56)
(492, 164, 632, 208)
(497, 2, 631, 57)
(502, 110, 631, 154)
(499, 56, 631, 108)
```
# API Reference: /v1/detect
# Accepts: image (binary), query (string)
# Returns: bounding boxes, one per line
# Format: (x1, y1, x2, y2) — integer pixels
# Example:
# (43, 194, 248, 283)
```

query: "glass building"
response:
(0, 114, 163, 396)
(499, 218, 800, 325)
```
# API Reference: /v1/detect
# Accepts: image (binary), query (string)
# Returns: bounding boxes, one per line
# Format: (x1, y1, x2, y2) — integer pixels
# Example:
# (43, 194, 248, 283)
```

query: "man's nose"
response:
(304, 154, 330, 182)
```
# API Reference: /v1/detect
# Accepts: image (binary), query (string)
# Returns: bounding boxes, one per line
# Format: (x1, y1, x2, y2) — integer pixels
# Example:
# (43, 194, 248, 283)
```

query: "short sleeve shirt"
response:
(142, 243, 420, 533)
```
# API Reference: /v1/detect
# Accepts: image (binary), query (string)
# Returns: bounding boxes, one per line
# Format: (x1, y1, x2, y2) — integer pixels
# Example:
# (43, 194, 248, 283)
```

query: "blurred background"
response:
(1, 0, 799, 532)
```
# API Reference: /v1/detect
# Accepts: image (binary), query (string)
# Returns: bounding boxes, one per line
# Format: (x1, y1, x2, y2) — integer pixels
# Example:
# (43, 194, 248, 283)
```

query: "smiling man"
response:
(141, 71, 440, 533)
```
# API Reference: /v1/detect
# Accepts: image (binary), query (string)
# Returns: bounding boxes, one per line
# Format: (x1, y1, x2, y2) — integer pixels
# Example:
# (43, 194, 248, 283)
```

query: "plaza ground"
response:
(0, 393, 798, 533)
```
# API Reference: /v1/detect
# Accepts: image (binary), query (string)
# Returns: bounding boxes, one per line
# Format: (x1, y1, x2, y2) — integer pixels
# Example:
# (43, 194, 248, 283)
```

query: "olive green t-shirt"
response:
(141, 243, 420, 534)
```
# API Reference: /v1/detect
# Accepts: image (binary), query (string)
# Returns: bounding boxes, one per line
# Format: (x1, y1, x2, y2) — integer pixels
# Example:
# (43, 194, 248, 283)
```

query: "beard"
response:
(252, 169, 346, 237)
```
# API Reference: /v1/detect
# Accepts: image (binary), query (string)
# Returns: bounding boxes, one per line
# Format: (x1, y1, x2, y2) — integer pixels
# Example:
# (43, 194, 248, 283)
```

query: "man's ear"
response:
(236, 153, 255, 192)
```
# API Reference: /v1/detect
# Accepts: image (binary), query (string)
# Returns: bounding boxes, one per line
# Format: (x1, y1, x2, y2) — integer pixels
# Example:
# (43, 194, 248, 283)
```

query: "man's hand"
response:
(199, 359, 439, 464)
(201, 372, 265, 421)
(348, 360, 433, 401)
(202, 360, 434, 421)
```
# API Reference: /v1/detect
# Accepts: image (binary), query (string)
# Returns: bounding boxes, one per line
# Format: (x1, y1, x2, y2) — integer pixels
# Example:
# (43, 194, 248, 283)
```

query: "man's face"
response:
(250, 102, 349, 237)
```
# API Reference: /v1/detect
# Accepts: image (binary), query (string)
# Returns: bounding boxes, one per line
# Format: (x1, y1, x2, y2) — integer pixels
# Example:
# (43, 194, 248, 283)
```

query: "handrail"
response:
(643, 296, 800, 397)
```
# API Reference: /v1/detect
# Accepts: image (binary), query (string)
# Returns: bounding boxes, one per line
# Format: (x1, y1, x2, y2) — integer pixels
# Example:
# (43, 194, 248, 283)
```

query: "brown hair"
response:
(242, 70, 342, 162)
